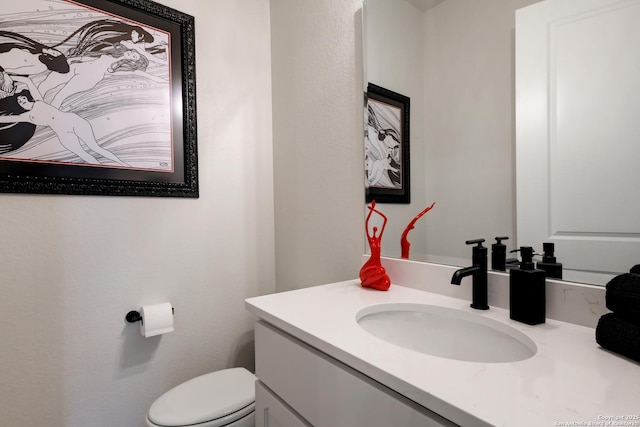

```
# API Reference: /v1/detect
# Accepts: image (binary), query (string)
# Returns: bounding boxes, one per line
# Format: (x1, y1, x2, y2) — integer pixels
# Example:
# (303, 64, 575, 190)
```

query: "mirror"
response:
(363, 0, 639, 286)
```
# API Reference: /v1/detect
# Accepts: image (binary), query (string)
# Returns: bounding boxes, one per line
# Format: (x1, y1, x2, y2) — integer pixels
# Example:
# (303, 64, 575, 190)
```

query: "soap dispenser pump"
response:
(491, 236, 509, 271)
(536, 242, 563, 279)
(509, 246, 546, 325)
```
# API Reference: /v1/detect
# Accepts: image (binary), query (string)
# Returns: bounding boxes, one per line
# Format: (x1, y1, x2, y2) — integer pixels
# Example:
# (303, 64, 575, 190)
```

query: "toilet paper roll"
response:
(140, 302, 174, 337)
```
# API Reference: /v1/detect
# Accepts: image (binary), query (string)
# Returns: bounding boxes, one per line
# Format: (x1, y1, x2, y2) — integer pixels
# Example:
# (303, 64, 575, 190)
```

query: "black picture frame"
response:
(0, 0, 198, 197)
(365, 83, 410, 204)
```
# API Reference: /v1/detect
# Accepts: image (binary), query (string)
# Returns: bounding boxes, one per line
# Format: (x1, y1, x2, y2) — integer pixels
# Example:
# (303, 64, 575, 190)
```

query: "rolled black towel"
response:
(596, 313, 640, 363)
(605, 273, 640, 319)
(630, 264, 640, 274)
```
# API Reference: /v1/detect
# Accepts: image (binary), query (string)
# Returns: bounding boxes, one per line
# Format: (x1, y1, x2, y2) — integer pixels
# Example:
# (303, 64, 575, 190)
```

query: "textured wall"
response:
(0, 0, 275, 425)
(271, 0, 365, 292)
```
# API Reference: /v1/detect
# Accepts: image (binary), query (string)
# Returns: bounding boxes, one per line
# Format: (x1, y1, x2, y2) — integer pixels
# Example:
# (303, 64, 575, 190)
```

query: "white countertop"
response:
(246, 280, 640, 427)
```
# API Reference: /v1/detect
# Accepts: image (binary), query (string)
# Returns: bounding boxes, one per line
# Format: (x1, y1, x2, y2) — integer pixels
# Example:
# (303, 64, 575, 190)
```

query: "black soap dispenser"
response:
(491, 236, 509, 271)
(510, 246, 546, 325)
(536, 242, 563, 279)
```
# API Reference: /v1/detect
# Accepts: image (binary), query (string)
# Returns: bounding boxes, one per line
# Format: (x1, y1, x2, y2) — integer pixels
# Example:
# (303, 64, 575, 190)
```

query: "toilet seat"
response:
(146, 367, 256, 427)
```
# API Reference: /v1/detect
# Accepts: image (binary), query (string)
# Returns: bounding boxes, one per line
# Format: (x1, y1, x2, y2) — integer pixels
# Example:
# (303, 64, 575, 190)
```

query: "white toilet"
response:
(146, 367, 256, 427)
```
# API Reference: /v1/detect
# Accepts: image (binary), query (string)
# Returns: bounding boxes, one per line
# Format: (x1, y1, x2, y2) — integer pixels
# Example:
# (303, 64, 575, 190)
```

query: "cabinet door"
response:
(255, 380, 312, 427)
(255, 321, 456, 427)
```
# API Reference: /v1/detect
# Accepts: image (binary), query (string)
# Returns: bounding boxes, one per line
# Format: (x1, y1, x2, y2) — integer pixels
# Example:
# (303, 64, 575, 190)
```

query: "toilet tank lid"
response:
(147, 367, 256, 426)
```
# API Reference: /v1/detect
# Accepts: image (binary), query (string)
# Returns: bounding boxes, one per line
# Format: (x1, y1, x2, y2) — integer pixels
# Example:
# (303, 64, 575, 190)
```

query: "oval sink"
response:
(356, 303, 537, 363)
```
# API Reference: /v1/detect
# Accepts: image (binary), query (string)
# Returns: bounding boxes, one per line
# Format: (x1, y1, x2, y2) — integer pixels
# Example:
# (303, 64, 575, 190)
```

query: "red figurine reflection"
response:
(401, 202, 436, 259)
(360, 200, 391, 291)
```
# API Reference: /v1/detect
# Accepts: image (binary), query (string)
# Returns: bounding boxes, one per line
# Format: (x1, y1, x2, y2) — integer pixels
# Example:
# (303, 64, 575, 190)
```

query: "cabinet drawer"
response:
(255, 321, 456, 427)
(255, 380, 312, 427)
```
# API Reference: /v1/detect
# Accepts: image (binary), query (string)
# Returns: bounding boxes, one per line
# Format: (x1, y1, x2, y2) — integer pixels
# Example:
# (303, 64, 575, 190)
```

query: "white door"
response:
(516, 0, 640, 282)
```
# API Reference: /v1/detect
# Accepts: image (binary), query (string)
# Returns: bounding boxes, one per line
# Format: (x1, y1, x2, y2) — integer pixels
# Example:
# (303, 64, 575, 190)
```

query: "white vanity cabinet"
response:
(255, 381, 311, 427)
(247, 281, 640, 426)
(254, 321, 456, 427)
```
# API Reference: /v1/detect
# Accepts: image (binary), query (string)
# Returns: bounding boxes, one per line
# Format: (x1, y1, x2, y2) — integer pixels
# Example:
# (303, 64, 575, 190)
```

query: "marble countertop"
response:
(245, 280, 640, 427)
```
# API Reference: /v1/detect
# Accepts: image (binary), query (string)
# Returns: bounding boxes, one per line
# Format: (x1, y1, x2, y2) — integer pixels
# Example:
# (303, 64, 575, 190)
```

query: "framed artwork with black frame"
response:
(365, 83, 410, 204)
(0, 0, 198, 197)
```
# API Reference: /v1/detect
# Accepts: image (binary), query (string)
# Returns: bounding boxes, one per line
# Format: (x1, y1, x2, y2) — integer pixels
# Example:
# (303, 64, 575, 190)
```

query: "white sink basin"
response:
(356, 303, 537, 363)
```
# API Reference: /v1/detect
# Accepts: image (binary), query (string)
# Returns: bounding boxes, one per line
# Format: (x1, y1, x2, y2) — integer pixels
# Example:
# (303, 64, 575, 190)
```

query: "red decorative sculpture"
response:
(401, 202, 436, 259)
(360, 201, 391, 291)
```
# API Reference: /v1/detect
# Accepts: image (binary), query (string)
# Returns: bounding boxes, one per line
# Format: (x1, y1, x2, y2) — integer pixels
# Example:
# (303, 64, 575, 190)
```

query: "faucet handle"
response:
(465, 238, 485, 247)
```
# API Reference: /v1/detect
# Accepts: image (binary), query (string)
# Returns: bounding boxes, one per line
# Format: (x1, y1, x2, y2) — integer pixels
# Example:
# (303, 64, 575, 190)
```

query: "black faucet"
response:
(451, 239, 489, 310)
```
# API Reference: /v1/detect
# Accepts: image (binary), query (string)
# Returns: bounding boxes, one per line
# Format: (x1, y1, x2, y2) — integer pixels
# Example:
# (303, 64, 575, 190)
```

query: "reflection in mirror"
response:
(516, 0, 640, 285)
(364, 0, 638, 286)
(364, 0, 538, 267)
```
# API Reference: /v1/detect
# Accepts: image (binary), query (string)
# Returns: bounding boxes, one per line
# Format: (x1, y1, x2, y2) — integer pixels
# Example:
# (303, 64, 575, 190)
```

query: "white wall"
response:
(271, 0, 365, 292)
(0, 0, 275, 425)
(423, 0, 540, 259)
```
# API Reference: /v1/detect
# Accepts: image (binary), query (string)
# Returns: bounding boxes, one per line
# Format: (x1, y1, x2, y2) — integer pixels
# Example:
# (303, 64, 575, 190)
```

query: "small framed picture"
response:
(0, 0, 198, 197)
(364, 83, 410, 204)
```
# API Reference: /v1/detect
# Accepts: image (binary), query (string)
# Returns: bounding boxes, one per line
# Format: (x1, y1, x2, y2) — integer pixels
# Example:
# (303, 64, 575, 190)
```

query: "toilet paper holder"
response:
(126, 307, 174, 324)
